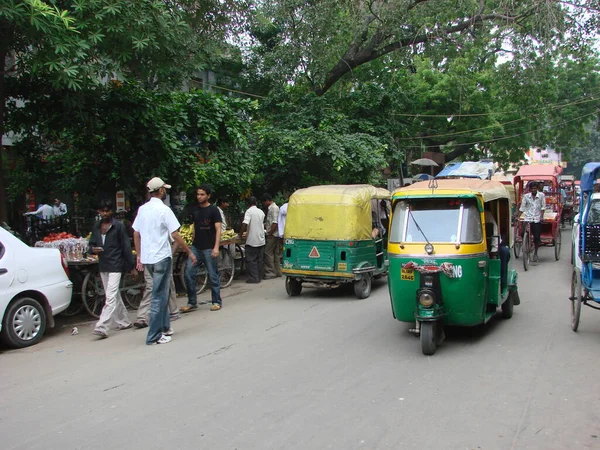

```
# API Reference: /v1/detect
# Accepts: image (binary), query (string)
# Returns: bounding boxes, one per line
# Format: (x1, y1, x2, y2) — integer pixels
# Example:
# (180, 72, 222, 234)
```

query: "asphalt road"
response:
(1, 230, 599, 450)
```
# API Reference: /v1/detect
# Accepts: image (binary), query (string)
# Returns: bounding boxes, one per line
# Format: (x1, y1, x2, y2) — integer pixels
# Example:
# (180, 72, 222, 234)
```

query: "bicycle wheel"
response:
(513, 223, 521, 259)
(554, 228, 562, 261)
(234, 244, 245, 276)
(121, 270, 145, 309)
(218, 248, 235, 288)
(81, 271, 105, 318)
(522, 230, 530, 271)
(571, 269, 582, 331)
(179, 256, 208, 295)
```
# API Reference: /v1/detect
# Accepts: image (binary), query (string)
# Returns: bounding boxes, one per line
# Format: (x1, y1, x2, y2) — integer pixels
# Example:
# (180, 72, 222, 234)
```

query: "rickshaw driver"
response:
(485, 210, 510, 290)
(520, 182, 546, 262)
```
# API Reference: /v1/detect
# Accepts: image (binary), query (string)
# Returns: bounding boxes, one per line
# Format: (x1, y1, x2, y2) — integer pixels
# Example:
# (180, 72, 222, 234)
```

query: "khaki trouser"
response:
(136, 268, 179, 323)
(264, 236, 283, 277)
(95, 272, 131, 333)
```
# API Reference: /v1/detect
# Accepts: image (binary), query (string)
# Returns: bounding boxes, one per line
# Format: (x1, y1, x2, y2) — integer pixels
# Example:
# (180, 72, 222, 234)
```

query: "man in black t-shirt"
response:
(180, 184, 223, 313)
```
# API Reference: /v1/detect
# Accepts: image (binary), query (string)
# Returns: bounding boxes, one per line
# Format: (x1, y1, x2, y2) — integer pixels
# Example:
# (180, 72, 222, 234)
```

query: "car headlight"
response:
(419, 292, 435, 307)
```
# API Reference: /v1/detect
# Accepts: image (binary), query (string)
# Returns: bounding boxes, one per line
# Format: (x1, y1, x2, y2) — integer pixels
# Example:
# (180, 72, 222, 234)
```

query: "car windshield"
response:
(390, 198, 483, 244)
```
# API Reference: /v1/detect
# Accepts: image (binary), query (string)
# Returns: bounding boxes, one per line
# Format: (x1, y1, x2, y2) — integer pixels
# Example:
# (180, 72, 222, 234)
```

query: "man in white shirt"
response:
(24, 202, 55, 220)
(261, 193, 282, 279)
(278, 202, 288, 238)
(53, 198, 68, 216)
(132, 177, 196, 345)
(520, 182, 546, 262)
(240, 196, 265, 284)
(217, 198, 229, 233)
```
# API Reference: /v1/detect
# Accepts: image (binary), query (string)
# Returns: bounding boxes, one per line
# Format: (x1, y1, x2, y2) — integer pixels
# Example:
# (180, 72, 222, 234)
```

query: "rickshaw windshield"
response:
(390, 199, 482, 244)
(589, 199, 600, 223)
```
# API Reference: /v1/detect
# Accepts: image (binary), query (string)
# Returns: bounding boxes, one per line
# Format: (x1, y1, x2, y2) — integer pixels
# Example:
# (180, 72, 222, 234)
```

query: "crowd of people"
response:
(89, 178, 288, 345)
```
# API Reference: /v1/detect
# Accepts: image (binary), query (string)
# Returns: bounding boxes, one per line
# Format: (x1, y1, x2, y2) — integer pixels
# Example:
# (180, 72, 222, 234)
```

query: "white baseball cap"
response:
(147, 177, 171, 192)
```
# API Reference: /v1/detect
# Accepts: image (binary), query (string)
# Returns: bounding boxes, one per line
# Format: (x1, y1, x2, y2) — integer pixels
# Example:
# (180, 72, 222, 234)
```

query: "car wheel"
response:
(1, 297, 47, 348)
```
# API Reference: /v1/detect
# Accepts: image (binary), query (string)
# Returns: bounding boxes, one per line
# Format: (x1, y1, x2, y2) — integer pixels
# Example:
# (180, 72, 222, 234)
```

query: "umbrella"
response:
(410, 158, 439, 167)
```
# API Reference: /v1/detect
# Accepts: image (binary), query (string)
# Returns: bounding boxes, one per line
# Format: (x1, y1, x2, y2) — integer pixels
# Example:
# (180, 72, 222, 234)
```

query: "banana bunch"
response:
(179, 224, 194, 245)
(221, 229, 238, 241)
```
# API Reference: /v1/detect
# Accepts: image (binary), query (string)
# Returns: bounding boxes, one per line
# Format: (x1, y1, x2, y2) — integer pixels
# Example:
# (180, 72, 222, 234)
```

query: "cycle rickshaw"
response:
(570, 163, 600, 331)
(513, 164, 563, 270)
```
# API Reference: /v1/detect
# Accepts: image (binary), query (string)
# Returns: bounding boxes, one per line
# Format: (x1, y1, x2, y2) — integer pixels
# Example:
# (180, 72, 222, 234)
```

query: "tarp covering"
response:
(436, 161, 495, 180)
(392, 179, 512, 203)
(286, 185, 391, 240)
(514, 164, 562, 179)
(581, 163, 600, 192)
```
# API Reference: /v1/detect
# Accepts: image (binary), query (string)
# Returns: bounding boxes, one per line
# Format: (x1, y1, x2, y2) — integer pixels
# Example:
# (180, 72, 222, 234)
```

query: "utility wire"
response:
(398, 111, 598, 149)
(396, 94, 600, 141)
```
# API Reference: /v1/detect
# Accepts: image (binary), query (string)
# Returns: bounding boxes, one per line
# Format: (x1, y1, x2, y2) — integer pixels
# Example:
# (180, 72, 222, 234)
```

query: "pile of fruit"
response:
(179, 224, 194, 245)
(221, 229, 238, 241)
(43, 232, 76, 243)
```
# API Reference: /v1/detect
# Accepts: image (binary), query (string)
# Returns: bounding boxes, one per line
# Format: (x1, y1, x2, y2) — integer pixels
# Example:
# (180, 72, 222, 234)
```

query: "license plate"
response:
(401, 268, 415, 281)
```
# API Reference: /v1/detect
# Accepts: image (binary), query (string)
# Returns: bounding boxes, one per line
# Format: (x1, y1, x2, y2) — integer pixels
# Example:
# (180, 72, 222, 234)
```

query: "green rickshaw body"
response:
(389, 254, 494, 326)
(283, 238, 382, 281)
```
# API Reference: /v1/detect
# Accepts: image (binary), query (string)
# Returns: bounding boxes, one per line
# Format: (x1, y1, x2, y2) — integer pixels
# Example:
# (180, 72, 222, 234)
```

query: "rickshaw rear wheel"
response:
(571, 270, 582, 332)
(420, 322, 436, 355)
(554, 229, 562, 261)
(353, 275, 372, 299)
(285, 277, 302, 296)
(501, 292, 514, 319)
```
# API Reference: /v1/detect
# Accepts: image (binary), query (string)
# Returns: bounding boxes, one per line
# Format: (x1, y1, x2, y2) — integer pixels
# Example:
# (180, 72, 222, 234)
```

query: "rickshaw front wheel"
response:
(420, 322, 437, 355)
(501, 292, 514, 319)
(571, 270, 582, 332)
(353, 275, 372, 299)
(285, 277, 302, 296)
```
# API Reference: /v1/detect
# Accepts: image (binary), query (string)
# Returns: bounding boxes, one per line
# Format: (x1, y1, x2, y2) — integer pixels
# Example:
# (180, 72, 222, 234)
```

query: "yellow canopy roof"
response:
(286, 185, 392, 240)
(393, 179, 512, 203)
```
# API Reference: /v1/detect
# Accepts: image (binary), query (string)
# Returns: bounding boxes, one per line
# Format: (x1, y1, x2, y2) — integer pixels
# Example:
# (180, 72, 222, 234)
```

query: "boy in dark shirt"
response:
(180, 184, 223, 312)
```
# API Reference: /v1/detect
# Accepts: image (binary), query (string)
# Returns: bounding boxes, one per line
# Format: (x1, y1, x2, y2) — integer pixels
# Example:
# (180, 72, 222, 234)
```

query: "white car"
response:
(0, 227, 73, 348)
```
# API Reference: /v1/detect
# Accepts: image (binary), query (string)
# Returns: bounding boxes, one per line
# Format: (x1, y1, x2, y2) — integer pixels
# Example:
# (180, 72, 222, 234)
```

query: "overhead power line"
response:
(398, 111, 598, 149)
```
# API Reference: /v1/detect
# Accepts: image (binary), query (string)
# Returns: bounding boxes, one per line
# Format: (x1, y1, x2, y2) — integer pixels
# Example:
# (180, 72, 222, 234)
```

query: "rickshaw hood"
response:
(286, 184, 391, 240)
(392, 179, 511, 204)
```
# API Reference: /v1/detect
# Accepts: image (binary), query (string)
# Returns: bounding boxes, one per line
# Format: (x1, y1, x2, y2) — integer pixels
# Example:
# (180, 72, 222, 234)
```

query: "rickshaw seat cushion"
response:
(581, 224, 600, 262)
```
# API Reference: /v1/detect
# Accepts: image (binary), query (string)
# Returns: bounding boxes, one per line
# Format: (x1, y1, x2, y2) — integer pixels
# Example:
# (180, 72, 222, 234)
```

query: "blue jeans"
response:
(145, 257, 172, 345)
(185, 246, 221, 307)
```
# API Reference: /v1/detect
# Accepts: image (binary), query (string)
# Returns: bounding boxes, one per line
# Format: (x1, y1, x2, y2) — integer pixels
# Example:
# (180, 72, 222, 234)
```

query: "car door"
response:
(0, 236, 16, 317)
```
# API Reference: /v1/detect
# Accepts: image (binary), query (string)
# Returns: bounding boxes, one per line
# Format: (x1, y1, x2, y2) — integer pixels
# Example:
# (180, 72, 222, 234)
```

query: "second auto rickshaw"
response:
(388, 179, 520, 355)
(282, 184, 391, 299)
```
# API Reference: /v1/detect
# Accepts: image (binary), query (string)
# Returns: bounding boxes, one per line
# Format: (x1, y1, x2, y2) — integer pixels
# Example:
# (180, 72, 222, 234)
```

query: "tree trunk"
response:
(0, 46, 8, 223)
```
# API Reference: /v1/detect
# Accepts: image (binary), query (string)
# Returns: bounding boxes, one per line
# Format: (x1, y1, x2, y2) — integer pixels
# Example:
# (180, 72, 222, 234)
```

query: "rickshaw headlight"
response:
(419, 292, 435, 307)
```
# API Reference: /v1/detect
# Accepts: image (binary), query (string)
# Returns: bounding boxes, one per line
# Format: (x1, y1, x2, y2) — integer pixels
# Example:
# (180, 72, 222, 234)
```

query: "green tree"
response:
(1, 0, 246, 221)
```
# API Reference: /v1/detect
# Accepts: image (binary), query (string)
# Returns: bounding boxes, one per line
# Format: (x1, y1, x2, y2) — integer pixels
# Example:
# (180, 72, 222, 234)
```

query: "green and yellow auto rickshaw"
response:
(282, 184, 391, 299)
(388, 179, 520, 355)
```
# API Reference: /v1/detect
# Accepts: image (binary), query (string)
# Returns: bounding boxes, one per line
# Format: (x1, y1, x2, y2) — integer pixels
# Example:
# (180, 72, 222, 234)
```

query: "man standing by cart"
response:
(520, 182, 546, 262)
(133, 177, 196, 345)
(261, 193, 282, 279)
(89, 200, 135, 339)
(180, 184, 223, 313)
(241, 196, 265, 283)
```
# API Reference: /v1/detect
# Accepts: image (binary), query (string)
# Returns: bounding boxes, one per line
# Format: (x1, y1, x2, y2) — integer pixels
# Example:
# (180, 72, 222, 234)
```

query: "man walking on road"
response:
(241, 196, 265, 284)
(89, 200, 135, 339)
(180, 184, 223, 313)
(261, 193, 282, 279)
(520, 181, 546, 262)
(133, 177, 196, 345)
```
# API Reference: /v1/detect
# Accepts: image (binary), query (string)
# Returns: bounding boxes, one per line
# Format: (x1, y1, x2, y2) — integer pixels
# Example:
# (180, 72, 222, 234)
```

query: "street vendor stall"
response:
(34, 234, 144, 318)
